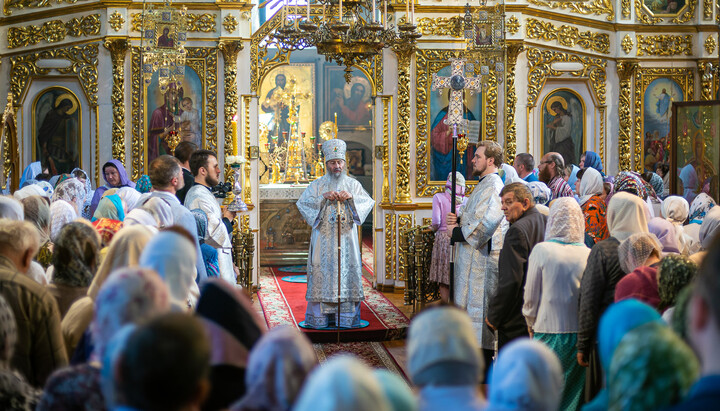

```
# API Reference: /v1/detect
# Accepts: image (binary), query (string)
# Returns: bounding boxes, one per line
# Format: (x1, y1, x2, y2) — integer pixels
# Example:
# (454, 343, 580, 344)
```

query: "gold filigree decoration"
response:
(131, 12, 216, 32)
(413, 16, 463, 38)
(636, 35, 693, 57)
(3, 0, 88, 16)
(130, 47, 143, 181)
(242, 95, 252, 204)
(635, 0, 697, 24)
(526, 47, 606, 108)
(505, 43, 525, 164)
(622, 0, 631, 18)
(219, 40, 242, 181)
(507, 16, 520, 35)
(698, 61, 714, 100)
(381, 96, 391, 204)
(384, 213, 395, 280)
(415, 49, 495, 197)
(621, 34, 634, 54)
(527, 0, 614, 20)
(397, 214, 413, 282)
(109, 11, 124, 32)
(633, 67, 694, 172)
(223, 14, 238, 33)
(394, 46, 413, 203)
(616, 60, 637, 171)
(9, 43, 98, 107)
(104, 39, 128, 164)
(1, 94, 19, 191)
(705, 35, 717, 54)
(704, 0, 713, 20)
(525, 18, 610, 54)
(7, 14, 101, 49)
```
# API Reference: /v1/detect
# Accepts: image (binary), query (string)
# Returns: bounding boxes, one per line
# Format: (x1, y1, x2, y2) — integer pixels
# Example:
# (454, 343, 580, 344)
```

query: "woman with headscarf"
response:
(662, 195, 692, 255)
(39, 268, 170, 411)
(191, 209, 220, 279)
(21, 195, 53, 269)
(486, 339, 564, 411)
(372, 369, 417, 411)
(92, 193, 125, 222)
(0, 294, 41, 410)
(522, 197, 589, 410)
(0, 196, 24, 220)
(123, 208, 159, 228)
(13, 184, 47, 201)
(566, 164, 580, 193)
(679, 163, 699, 205)
(196, 279, 265, 410)
(61, 225, 156, 361)
(139, 228, 198, 310)
(47, 222, 101, 318)
(614, 233, 664, 309)
(134, 174, 152, 194)
(576, 167, 609, 247)
(52, 177, 87, 217)
(429, 172, 466, 303)
(49, 200, 77, 242)
(19, 161, 42, 188)
(500, 163, 523, 185)
(583, 299, 663, 411)
(684, 193, 716, 254)
(294, 355, 391, 411)
(608, 322, 699, 410)
(613, 171, 648, 201)
(71, 168, 94, 219)
(116, 187, 141, 213)
(577, 192, 649, 401)
(527, 181, 552, 215)
(657, 255, 697, 317)
(691, 206, 720, 265)
(89, 160, 135, 217)
(580, 151, 604, 176)
(648, 217, 682, 255)
(640, 172, 663, 217)
(229, 326, 317, 411)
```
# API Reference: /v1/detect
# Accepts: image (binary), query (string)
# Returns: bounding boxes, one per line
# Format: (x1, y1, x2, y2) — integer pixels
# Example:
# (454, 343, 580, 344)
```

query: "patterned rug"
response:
(280, 275, 308, 283)
(313, 342, 406, 378)
(277, 265, 307, 273)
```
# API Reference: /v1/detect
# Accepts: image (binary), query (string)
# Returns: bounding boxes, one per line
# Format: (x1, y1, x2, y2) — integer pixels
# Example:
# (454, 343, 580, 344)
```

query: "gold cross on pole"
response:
(431, 58, 482, 128)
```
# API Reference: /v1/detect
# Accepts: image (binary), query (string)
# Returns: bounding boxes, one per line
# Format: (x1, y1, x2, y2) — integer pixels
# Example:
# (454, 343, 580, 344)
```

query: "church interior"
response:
(1, 0, 720, 408)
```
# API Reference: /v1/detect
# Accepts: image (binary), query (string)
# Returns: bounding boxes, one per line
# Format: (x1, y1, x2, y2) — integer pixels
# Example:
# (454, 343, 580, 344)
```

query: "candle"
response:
(406, 0, 409, 20)
(339, 0, 343, 20)
(231, 116, 238, 156)
(383, 0, 387, 29)
(411, 0, 414, 24)
(307, 0, 310, 19)
(334, 112, 338, 138)
(372, 0, 376, 23)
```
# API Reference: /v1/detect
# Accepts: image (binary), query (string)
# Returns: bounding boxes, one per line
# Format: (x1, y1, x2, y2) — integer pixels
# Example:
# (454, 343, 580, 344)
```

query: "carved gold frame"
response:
(633, 67, 694, 173)
(131, 46, 218, 177)
(0, 94, 19, 191)
(635, 0, 696, 24)
(415, 48, 496, 198)
(30, 85, 83, 171)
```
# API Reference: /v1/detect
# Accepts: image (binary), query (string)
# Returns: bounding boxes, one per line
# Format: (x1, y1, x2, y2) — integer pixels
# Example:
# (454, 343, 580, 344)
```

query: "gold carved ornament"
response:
(3, 0, 87, 16)
(636, 35, 693, 57)
(527, 0, 614, 21)
(505, 43, 525, 165)
(242, 95, 252, 205)
(634, 0, 696, 24)
(7, 14, 101, 49)
(393, 45, 413, 204)
(381, 96, 392, 204)
(507, 16, 520, 35)
(704, 0, 713, 20)
(705, 35, 717, 55)
(616, 60, 638, 171)
(525, 18, 609, 54)
(384, 213, 396, 280)
(622, 0, 631, 18)
(633, 68, 694, 173)
(621, 34, 634, 54)
(104, 39, 129, 165)
(218, 40, 242, 184)
(109, 12, 125, 32)
(698, 61, 714, 100)
(130, 12, 216, 33)
(397, 213, 414, 282)
(223, 14, 239, 33)
(131, 47, 143, 181)
(1, 94, 19, 191)
(412, 16, 464, 38)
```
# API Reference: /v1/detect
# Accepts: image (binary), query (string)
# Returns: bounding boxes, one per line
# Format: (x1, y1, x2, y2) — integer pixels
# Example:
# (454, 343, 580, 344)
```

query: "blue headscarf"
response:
(191, 208, 220, 278)
(92, 194, 125, 222)
(567, 164, 580, 192)
(19, 161, 42, 188)
(583, 151, 604, 176)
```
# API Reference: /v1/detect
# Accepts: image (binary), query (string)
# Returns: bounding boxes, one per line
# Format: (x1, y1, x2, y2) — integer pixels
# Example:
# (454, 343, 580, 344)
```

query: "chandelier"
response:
(272, 0, 421, 82)
(141, 1, 188, 94)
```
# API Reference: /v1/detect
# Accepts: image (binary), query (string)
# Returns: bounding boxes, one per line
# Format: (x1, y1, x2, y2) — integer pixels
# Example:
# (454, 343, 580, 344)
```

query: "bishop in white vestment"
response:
(448, 141, 508, 351)
(296, 139, 375, 328)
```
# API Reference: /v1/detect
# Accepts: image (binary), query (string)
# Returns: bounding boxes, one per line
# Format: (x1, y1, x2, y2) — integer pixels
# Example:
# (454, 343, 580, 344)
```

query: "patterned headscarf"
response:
(21, 196, 51, 245)
(0, 294, 16, 366)
(92, 194, 125, 222)
(92, 267, 170, 360)
(609, 322, 698, 411)
(54, 174, 73, 188)
(688, 193, 716, 224)
(657, 254, 697, 310)
(135, 175, 152, 194)
(51, 222, 101, 288)
(92, 218, 124, 248)
(527, 181, 552, 206)
(699, 206, 720, 249)
(614, 171, 648, 200)
(70, 168, 93, 200)
(617, 232, 662, 274)
(49, 200, 77, 242)
(52, 178, 87, 215)
(230, 326, 317, 411)
(0, 196, 24, 220)
(545, 197, 585, 244)
(650, 173, 665, 200)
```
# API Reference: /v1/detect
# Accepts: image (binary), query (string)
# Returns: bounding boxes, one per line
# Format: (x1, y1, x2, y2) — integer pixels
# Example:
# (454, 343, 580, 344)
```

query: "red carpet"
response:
(257, 267, 410, 343)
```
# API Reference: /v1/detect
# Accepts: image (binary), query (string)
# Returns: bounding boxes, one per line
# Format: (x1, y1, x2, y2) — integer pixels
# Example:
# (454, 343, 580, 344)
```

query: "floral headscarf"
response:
(527, 181, 552, 206)
(92, 218, 124, 248)
(135, 175, 152, 194)
(688, 193, 716, 224)
(51, 222, 101, 288)
(614, 171, 648, 201)
(52, 178, 87, 216)
(657, 254, 697, 310)
(650, 173, 665, 200)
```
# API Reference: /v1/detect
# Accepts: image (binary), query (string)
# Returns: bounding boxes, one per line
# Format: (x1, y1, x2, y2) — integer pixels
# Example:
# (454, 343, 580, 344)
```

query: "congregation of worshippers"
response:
(3, 139, 720, 411)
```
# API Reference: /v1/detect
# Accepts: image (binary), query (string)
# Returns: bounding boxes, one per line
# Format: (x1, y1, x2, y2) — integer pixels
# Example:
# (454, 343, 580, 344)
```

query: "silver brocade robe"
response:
(296, 173, 375, 306)
(454, 173, 508, 350)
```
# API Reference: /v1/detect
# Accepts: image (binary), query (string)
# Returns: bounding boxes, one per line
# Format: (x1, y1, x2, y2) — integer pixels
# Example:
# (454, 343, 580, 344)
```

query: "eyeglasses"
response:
(541, 160, 553, 165)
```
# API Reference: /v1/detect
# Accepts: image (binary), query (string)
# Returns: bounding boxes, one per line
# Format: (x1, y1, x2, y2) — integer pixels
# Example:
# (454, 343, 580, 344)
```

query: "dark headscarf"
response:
(52, 222, 101, 287)
(657, 254, 697, 310)
(583, 151, 604, 176)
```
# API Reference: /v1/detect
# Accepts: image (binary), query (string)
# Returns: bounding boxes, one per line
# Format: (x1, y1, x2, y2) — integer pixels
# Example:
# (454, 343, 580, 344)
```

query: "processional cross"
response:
(431, 58, 483, 305)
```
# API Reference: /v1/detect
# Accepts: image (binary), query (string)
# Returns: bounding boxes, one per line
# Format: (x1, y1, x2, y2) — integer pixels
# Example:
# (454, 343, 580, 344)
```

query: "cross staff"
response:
(431, 58, 482, 305)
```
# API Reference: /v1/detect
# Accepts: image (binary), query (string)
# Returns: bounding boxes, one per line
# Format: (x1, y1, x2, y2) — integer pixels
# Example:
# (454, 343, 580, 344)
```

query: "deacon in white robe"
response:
(184, 150, 237, 284)
(448, 140, 508, 352)
(296, 139, 375, 328)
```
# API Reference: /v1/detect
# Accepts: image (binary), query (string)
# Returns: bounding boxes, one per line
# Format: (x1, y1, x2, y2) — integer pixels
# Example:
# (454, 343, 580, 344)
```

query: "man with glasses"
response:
(538, 152, 574, 200)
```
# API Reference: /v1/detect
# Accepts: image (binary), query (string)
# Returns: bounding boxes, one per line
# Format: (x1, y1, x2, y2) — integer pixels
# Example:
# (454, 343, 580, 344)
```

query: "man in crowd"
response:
(185, 150, 237, 284)
(539, 152, 574, 200)
(447, 140, 508, 370)
(513, 153, 539, 183)
(296, 139, 375, 328)
(486, 182, 546, 352)
(174, 141, 198, 205)
(0, 219, 67, 386)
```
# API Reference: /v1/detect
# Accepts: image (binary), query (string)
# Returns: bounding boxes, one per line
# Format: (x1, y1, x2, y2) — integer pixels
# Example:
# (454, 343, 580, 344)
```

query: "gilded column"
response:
(392, 46, 414, 204)
(242, 95, 252, 204)
(381, 96, 391, 204)
(617, 60, 637, 172)
(698, 60, 714, 100)
(218, 40, 243, 180)
(104, 38, 128, 164)
(505, 42, 524, 164)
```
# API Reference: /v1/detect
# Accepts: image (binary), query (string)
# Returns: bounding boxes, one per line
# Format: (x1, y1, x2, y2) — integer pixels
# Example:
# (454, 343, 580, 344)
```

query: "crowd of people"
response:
(0, 141, 719, 410)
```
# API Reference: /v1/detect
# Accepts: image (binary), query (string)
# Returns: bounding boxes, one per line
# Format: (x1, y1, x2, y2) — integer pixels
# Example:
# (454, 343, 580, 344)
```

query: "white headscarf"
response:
(139, 230, 197, 310)
(140, 197, 174, 229)
(578, 167, 604, 206)
(607, 192, 649, 242)
(545, 197, 585, 244)
(293, 355, 391, 411)
(699, 206, 720, 250)
(13, 184, 46, 201)
(124, 208, 158, 228)
(0, 196, 24, 220)
(116, 187, 142, 213)
(487, 339, 564, 411)
(662, 196, 691, 254)
(618, 233, 663, 274)
(501, 163, 524, 186)
(52, 178, 87, 215)
(49, 200, 78, 242)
